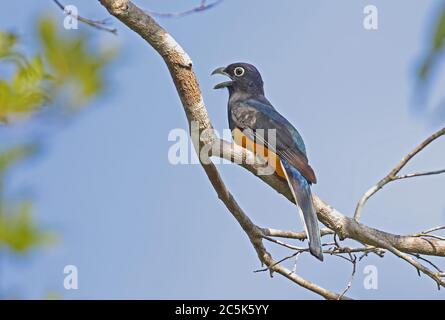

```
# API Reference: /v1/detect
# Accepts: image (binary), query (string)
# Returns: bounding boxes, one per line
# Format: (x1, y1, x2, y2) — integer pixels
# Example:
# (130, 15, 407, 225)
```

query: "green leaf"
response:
(0, 203, 56, 253)
(0, 54, 49, 121)
(433, 8, 445, 51)
(418, 7, 445, 81)
(38, 17, 115, 107)
(0, 145, 35, 177)
(0, 17, 116, 122)
(0, 31, 18, 57)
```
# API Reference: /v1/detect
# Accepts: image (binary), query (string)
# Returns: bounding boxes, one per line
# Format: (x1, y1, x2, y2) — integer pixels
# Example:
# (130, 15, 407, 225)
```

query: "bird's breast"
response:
(232, 128, 286, 178)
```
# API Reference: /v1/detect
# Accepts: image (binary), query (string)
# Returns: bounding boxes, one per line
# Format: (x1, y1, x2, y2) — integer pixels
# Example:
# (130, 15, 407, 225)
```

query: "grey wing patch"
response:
(230, 105, 277, 149)
(231, 105, 259, 129)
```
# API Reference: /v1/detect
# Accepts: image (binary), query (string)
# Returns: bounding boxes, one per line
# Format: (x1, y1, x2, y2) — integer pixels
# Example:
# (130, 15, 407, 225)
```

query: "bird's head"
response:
(211, 62, 264, 96)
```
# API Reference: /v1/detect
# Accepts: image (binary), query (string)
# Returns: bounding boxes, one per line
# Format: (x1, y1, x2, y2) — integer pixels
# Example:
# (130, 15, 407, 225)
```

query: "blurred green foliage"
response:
(0, 17, 115, 122)
(0, 31, 49, 122)
(0, 203, 55, 252)
(0, 55, 49, 122)
(0, 145, 34, 176)
(38, 18, 115, 107)
(0, 32, 19, 58)
(0, 145, 54, 253)
(417, 2, 445, 120)
(0, 16, 116, 255)
(419, 6, 445, 80)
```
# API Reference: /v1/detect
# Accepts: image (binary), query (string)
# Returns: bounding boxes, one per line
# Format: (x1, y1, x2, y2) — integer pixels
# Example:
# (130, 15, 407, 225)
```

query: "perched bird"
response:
(212, 63, 323, 261)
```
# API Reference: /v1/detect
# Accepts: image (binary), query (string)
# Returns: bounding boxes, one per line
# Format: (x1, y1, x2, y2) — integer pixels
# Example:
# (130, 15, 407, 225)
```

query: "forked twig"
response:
(354, 126, 445, 221)
(53, 0, 117, 34)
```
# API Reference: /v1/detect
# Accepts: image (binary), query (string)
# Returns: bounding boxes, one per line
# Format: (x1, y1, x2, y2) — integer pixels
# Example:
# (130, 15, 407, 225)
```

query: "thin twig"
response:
(264, 233, 384, 256)
(53, 0, 117, 34)
(147, 0, 223, 18)
(368, 234, 445, 289)
(291, 252, 301, 275)
(254, 251, 301, 273)
(354, 126, 445, 221)
(324, 236, 358, 299)
(338, 253, 357, 300)
(410, 253, 443, 274)
(262, 227, 334, 240)
(419, 226, 445, 235)
(420, 234, 445, 241)
(327, 246, 385, 256)
(412, 226, 445, 241)
(394, 169, 445, 180)
(262, 235, 307, 251)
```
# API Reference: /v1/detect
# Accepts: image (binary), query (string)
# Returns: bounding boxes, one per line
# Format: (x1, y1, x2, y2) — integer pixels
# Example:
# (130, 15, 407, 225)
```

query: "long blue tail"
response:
(281, 159, 323, 261)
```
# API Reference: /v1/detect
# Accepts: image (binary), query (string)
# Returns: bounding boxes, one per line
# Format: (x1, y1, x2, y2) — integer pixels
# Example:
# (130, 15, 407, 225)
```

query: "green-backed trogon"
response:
(212, 63, 323, 261)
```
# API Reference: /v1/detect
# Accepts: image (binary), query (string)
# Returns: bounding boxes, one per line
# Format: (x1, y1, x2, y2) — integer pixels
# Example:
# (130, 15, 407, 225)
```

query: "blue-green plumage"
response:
(212, 62, 323, 261)
(280, 158, 322, 260)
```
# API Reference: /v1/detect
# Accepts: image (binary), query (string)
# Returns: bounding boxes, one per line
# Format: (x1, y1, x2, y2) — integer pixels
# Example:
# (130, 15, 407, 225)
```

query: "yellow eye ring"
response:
(234, 67, 245, 77)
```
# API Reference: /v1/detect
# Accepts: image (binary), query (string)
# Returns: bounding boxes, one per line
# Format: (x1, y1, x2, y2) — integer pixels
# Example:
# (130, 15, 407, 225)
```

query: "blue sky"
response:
(1, 0, 445, 299)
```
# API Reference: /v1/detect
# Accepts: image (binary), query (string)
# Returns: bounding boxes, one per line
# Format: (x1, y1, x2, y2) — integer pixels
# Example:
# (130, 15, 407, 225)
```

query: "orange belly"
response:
(232, 128, 285, 178)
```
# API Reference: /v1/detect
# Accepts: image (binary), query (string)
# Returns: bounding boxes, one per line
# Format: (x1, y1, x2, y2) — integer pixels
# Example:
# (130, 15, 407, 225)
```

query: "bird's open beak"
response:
(211, 67, 233, 89)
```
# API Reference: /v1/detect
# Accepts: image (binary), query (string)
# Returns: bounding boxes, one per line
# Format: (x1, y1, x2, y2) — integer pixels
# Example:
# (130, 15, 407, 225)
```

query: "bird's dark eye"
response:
(233, 67, 245, 77)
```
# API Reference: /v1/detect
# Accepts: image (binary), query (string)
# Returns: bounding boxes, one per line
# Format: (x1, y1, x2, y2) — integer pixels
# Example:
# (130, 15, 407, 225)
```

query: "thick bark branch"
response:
(214, 139, 445, 256)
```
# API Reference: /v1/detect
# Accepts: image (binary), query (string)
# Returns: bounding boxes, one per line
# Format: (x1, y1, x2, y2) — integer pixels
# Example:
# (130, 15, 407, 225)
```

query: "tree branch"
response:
(53, 0, 117, 34)
(147, 0, 223, 18)
(354, 126, 445, 221)
(212, 138, 445, 257)
(394, 169, 445, 181)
